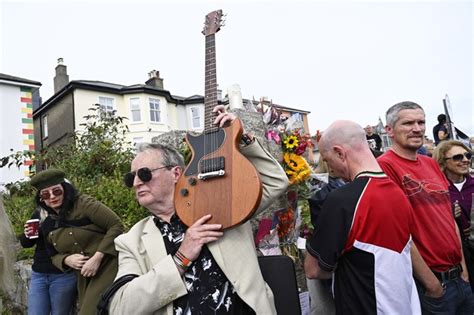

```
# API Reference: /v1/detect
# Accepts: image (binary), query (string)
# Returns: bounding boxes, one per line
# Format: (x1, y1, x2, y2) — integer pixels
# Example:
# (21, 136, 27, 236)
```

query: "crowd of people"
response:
(17, 101, 473, 314)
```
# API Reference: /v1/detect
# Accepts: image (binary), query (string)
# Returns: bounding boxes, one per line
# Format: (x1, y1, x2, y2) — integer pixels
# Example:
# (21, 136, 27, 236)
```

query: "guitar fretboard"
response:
(204, 33, 218, 133)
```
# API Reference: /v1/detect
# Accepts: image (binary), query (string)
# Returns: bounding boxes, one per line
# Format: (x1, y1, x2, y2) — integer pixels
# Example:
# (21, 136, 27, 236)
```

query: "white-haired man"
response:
(109, 105, 288, 314)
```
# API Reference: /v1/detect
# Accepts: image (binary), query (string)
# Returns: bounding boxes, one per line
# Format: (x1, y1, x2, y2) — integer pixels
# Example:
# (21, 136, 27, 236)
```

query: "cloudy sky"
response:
(1, 0, 472, 136)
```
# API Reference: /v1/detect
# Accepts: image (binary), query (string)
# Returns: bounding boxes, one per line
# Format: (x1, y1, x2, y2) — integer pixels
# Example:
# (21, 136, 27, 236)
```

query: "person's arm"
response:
(81, 195, 124, 256)
(438, 125, 449, 141)
(410, 244, 444, 297)
(212, 104, 288, 213)
(305, 193, 347, 280)
(109, 235, 188, 314)
(78, 195, 124, 276)
(454, 223, 470, 282)
(240, 139, 288, 213)
(304, 251, 333, 279)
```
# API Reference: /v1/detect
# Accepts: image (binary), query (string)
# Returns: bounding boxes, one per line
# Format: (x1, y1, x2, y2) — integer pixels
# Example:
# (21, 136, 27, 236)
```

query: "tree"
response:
(1, 105, 147, 252)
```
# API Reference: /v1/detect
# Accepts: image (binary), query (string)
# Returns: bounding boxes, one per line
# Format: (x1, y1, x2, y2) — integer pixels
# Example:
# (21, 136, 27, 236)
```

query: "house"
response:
(0, 73, 41, 186)
(33, 59, 205, 152)
(34, 59, 313, 162)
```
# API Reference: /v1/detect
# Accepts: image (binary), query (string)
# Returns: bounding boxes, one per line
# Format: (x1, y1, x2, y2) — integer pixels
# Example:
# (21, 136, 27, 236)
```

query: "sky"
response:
(1, 0, 473, 137)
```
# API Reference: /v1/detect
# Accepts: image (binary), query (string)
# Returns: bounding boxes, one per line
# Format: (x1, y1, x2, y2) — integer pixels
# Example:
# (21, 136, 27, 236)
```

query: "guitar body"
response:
(175, 118, 262, 229)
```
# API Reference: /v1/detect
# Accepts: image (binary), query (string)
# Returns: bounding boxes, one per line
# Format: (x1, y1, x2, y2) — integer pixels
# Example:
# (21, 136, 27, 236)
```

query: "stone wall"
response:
(0, 194, 29, 313)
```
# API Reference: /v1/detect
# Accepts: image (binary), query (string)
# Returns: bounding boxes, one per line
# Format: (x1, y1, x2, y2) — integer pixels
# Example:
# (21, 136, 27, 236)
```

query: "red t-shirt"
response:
(378, 150, 461, 272)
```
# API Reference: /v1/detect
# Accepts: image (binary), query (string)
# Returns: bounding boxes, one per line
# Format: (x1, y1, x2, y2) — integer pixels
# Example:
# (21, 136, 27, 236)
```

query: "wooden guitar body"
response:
(174, 118, 262, 229)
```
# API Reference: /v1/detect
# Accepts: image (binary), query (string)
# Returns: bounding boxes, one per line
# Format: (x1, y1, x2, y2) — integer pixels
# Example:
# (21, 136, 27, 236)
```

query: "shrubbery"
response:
(1, 105, 149, 259)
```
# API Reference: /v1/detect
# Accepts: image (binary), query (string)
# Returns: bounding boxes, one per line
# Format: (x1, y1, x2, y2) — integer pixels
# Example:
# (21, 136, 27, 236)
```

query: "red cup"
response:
(26, 219, 40, 239)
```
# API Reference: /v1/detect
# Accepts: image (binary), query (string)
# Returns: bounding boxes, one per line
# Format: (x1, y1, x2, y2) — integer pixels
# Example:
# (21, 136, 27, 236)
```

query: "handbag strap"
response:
(97, 274, 139, 315)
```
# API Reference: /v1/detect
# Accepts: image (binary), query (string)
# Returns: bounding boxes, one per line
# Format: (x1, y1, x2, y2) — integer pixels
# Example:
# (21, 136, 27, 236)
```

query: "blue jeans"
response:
(417, 277, 474, 314)
(28, 271, 77, 315)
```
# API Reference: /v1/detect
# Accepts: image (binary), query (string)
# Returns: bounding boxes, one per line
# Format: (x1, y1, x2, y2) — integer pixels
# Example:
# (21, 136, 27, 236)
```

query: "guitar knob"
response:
(188, 177, 197, 186)
(180, 188, 189, 197)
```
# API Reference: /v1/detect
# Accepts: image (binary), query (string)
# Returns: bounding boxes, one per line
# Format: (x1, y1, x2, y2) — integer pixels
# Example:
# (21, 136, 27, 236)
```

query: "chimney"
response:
(54, 58, 69, 93)
(145, 70, 164, 89)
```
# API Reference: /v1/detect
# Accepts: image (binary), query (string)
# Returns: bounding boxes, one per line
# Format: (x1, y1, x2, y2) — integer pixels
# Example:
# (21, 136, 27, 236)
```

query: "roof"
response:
(34, 80, 203, 116)
(0, 73, 41, 87)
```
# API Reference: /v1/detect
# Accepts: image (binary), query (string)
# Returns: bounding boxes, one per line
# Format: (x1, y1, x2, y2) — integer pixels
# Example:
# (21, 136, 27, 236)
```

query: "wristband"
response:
(173, 255, 187, 271)
(175, 250, 193, 268)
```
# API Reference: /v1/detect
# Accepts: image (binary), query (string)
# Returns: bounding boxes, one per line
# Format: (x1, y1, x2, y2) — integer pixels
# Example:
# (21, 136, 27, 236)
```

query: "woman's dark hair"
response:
(35, 182, 77, 220)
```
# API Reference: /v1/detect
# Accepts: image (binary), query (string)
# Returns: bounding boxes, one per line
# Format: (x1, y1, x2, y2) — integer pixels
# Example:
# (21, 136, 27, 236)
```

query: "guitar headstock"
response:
(202, 10, 225, 36)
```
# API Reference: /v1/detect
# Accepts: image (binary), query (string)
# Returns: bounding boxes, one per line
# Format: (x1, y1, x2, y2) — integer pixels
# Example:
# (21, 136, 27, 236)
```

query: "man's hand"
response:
(179, 214, 223, 262)
(424, 281, 445, 298)
(64, 253, 89, 270)
(464, 227, 471, 238)
(453, 201, 461, 218)
(81, 251, 104, 277)
(213, 105, 236, 127)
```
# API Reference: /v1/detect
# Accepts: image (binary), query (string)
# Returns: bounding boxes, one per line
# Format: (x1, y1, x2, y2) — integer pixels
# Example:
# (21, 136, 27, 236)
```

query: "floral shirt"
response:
(153, 214, 254, 315)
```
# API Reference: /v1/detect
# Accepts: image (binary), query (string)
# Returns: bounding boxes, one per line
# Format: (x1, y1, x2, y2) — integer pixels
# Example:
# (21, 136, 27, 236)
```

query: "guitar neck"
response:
(204, 33, 218, 133)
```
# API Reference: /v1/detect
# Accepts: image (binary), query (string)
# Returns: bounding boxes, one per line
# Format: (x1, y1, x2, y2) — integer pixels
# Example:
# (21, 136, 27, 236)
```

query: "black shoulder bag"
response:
(96, 274, 139, 315)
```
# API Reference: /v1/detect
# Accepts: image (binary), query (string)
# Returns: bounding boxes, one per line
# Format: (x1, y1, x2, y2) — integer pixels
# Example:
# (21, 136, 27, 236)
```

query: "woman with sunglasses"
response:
(433, 140, 474, 289)
(26, 169, 124, 315)
(20, 179, 77, 315)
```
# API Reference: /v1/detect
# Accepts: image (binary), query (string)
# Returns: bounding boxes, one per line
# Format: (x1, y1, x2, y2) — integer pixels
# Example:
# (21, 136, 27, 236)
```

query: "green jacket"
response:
(48, 193, 124, 314)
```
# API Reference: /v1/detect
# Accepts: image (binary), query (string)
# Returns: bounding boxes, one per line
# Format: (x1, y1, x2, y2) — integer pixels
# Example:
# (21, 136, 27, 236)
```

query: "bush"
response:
(1, 105, 148, 259)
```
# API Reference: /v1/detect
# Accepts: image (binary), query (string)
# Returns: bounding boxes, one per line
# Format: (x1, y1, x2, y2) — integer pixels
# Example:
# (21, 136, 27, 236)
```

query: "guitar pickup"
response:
(200, 157, 225, 173)
(198, 170, 225, 180)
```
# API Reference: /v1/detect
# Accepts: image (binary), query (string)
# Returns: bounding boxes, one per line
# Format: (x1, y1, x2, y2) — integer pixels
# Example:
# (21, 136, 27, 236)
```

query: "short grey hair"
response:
(385, 101, 424, 127)
(137, 143, 185, 169)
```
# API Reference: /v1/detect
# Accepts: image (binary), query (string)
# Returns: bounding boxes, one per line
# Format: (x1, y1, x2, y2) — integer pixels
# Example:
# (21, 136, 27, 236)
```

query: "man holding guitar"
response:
(109, 105, 288, 314)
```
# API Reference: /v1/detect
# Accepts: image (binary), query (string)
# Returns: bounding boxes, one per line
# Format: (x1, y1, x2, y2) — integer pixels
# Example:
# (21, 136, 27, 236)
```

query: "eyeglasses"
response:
(123, 166, 173, 188)
(445, 152, 472, 162)
(40, 187, 63, 200)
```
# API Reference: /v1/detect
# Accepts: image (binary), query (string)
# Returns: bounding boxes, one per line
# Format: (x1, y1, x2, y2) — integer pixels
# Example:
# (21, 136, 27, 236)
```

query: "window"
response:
(130, 98, 141, 122)
(99, 96, 115, 113)
(191, 107, 201, 128)
(149, 98, 161, 122)
(42, 115, 48, 139)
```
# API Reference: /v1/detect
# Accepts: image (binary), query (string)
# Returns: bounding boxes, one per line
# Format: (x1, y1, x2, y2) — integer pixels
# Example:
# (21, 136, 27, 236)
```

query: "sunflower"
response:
(283, 135, 299, 151)
(283, 152, 312, 185)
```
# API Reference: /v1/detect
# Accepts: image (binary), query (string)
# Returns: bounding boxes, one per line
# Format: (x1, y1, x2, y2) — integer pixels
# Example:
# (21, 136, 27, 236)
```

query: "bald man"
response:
(304, 120, 420, 314)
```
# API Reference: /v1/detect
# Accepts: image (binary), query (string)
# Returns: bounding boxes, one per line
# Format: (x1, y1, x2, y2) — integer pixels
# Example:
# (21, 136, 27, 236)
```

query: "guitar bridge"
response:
(198, 170, 225, 180)
(200, 157, 225, 173)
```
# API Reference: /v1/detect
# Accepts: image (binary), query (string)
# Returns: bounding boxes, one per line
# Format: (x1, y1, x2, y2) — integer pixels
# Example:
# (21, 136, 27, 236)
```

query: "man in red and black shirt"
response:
(305, 120, 420, 314)
(378, 101, 474, 314)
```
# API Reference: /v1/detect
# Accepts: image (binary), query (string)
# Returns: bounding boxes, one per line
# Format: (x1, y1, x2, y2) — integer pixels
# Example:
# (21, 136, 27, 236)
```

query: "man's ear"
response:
(385, 125, 394, 138)
(333, 146, 345, 161)
(172, 166, 182, 182)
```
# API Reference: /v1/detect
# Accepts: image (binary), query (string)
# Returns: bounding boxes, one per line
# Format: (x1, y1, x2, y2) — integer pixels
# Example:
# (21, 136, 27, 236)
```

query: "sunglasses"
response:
(445, 152, 472, 162)
(123, 166, 173, 188)
(40, 187, 63, 200)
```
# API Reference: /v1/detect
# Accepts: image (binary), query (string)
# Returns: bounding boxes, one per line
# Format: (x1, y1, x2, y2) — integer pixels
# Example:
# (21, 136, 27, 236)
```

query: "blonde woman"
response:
(433, 140, 474, 290)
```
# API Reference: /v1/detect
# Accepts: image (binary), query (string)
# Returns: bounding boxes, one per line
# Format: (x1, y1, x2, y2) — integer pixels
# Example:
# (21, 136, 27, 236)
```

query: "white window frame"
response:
(191, 107, 201, 129)
(149, 98, 161, 123)
(98, 96, 115, 113)
(130, 97, 141, 122)
(42, 115, 48, 139)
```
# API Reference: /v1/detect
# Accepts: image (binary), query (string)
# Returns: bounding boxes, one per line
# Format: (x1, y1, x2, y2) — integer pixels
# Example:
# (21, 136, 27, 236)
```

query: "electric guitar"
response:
(174, 10, 262, 229)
